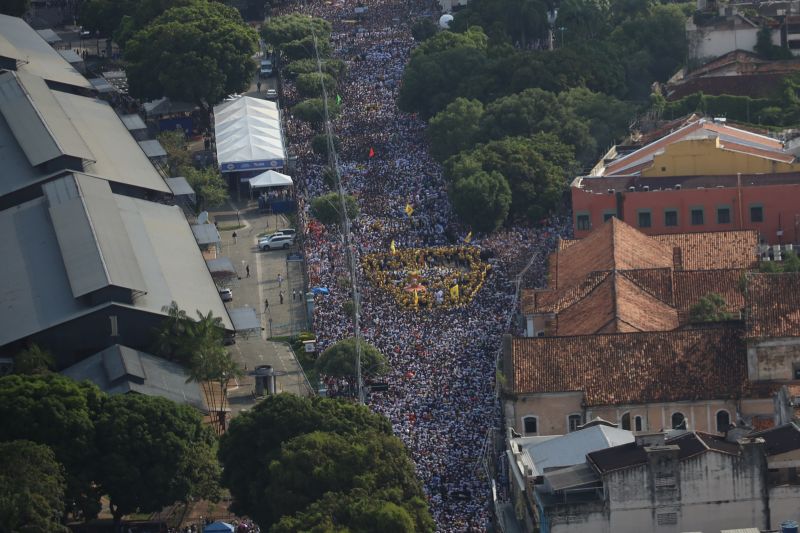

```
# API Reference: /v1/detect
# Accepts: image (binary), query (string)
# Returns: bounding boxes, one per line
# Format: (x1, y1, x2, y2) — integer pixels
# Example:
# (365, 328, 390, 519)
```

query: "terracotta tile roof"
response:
(673, 269, 746, 322)
(618, 268, 674, 304)
(510, 327, 749, 405)
(746, 273, 800, 338)
(520, 289, 536, 316)
(555, 218, 673, 290)
(535, 271, 610, 313)
(555, 273, 679, 335)
(653, 231, 758, 270)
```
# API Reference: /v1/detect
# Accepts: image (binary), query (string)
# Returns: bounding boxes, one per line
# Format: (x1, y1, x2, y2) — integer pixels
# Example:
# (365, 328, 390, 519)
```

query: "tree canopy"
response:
(450, 169, 512, 232)
(293, 97, 341, 126)
(0, 374, 103, 519)
(0, 0, 29, 17)
(124, 1, 258, 107)
(95, 394, 221, 527)
(13, 343, 54, 375)
(445, 134, 576, 223)
(310, 192, 359, 226)
(315, 337, 388, 379)
(0, 440, 68, 533)
(427, 98, 485, 162)
(261, 14, 332, 60)
(218, 394, 431, 530)
(689, 293, 735, 323)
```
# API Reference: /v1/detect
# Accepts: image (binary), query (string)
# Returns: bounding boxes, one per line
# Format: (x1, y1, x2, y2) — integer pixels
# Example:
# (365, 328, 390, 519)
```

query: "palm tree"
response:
(185, 311, 243, 435)
(153, 301, 193, 362)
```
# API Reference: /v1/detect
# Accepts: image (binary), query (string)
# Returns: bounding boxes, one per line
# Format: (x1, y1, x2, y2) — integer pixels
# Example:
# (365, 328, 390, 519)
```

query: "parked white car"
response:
(219, 288, 233, 302)
(259, 234, 295, 250)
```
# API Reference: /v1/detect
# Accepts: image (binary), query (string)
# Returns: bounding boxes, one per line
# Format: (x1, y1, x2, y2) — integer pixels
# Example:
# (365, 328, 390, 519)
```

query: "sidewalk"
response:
(210, 199, 314, 409)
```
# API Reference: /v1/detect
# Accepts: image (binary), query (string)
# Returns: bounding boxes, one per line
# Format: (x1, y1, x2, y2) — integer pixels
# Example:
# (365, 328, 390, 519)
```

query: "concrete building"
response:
(572, 119, 800, 244)
(510, 426, 800, 533)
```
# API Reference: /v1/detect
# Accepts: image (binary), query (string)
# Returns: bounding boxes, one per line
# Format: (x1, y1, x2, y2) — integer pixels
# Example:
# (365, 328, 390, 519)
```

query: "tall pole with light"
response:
(547, 9, 558, 51)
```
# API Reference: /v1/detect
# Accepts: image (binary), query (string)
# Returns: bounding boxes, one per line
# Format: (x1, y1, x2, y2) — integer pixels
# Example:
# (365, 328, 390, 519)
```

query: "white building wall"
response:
(769, 484, 800, 526)
(688, 25, 761, 63)
(604, 450, 768, 533)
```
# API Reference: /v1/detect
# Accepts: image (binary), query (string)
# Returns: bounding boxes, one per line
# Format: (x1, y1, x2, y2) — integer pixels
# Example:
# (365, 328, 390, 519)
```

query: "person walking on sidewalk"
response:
(277, 273, 283, 288)
(232, 231, 237, 244)
(246, 264, 250, 277)
(292, 289, 297, 301)
(264, 297, 269, 312)
(279, 291, 284, 304)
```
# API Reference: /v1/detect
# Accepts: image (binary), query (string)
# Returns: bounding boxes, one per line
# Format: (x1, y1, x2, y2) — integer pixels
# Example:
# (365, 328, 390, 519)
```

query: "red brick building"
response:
(572, 119, 800, 245)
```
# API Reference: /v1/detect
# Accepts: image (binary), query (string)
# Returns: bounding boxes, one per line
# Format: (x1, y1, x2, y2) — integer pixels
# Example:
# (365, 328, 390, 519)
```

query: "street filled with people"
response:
(278, 0, 571, 529)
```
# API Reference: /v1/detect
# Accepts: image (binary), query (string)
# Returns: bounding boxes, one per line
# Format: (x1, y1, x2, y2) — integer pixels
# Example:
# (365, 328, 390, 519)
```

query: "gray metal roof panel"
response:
(120, 113, 146, 131)
(191, 224, 221, 245)
(206, 257, 236, 274)
(543, 463, 600, 491)
(0, 14, 91, 89)
(0, 71, 94, 166)
(43, 174, 146, 297)
(35, 29, 61, 43)
(138, 139, 167, 158)
(62, 345, 206, 410)
(52, 91, 170, 194)
(229, 307, 259, 331)
(57, 49, 82, 64)
(165, 177, 194, 196)
(0, 190, 233, 347)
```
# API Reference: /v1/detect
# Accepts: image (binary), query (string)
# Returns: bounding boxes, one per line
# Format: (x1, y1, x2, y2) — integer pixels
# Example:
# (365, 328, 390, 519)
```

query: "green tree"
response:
(185, 311, 242, 434)
(183, 166, 229, 210)
(296, 72, 337, 98)
(557, 87, 635, 161)
(315, 337, 387, 379)
(153, 301, 193, 362)
(0, 440, 68, 533)
(13, 343, 54, 375)
(157, 130, 193, 176)
(479, 88, 594, 162)
(427, 97, 485, 162)
(689, 293, 734, 323)
(263, 431, 432, 531)
(555, 0, 611, 41)
(450, 0, 549, 47)
(446, 135, 576, 222)
(218, 395, 431, 531)
(412, 26, 488, 57)
(311, 134, 341, 157)
(755, 26, 792, 60)
(272, 491, 420, 533)
(285, 58, 346, 80)
(124, 2, 258, 108)
(261, 14, 332, 60)
(411, 18, 438, 42)
(450, 170, 511, 232)
(0, 374, 103, 520)
(759, 251, 800, 272)
(95, 394, 221, 528)
(0, 0, 29, 17)
(310, 192, 359, 226)
(293, 97, 341, 126)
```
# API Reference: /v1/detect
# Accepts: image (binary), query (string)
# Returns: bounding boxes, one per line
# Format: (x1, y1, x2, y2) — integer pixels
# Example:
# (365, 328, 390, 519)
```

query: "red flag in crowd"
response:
(368, 147, 375, 158)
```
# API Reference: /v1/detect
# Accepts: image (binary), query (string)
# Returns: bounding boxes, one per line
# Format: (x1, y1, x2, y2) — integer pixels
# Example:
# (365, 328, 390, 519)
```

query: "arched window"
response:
(523, 416, 538, 435)
(621, 412, 631, 431)
(634, 416, 643, 432)
(716, 410, 731, 433)
(568, 414, 583, 432)
(671, 412, 686, 430)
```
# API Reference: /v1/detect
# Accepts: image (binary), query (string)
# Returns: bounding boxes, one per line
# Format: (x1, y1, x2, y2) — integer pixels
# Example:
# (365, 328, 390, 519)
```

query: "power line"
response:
(310, 29, 366, 404)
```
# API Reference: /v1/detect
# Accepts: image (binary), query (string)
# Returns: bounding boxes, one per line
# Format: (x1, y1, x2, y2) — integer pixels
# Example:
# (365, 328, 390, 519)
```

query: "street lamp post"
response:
(559, 26, 566, 48)
(546, 9, 559, 51)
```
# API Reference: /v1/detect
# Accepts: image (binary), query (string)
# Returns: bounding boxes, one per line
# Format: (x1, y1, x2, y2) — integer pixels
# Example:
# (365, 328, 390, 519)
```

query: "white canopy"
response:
(249, 170, 293, 189)
(213, 96, 286, 173)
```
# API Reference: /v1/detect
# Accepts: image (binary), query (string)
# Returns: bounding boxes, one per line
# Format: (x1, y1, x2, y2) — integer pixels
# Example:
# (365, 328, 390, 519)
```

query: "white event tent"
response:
(249, 169, 293, 190)
(213, 96, 286, 173)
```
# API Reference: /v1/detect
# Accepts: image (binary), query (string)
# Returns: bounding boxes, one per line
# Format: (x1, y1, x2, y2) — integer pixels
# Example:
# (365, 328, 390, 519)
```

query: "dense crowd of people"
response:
(277, 0, 571, 529)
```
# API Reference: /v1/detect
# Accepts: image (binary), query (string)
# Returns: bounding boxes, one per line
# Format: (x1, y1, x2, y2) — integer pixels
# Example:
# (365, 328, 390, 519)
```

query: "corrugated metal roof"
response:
(57, 49, 82, 65)
(120, 113, 146, 131)
(88, 78, 115, 93)
(206, 257, 235, 274)
(0, 186, 233, 347)
(543, 463, 600, 491)
(61, 345, 206, 411)
(43, 174, 147, 298)
(51, 90, 170, 194)
(35, 29, 61, 43)
(0, 14, 91, 89)
(165, 177, 195, 197)
(192, 224, 221, 246)
(229, 307, 260, 331)
(138, 139, 167, 158)
(0, 71, 94, 166)
(520, 425, 635, 477)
